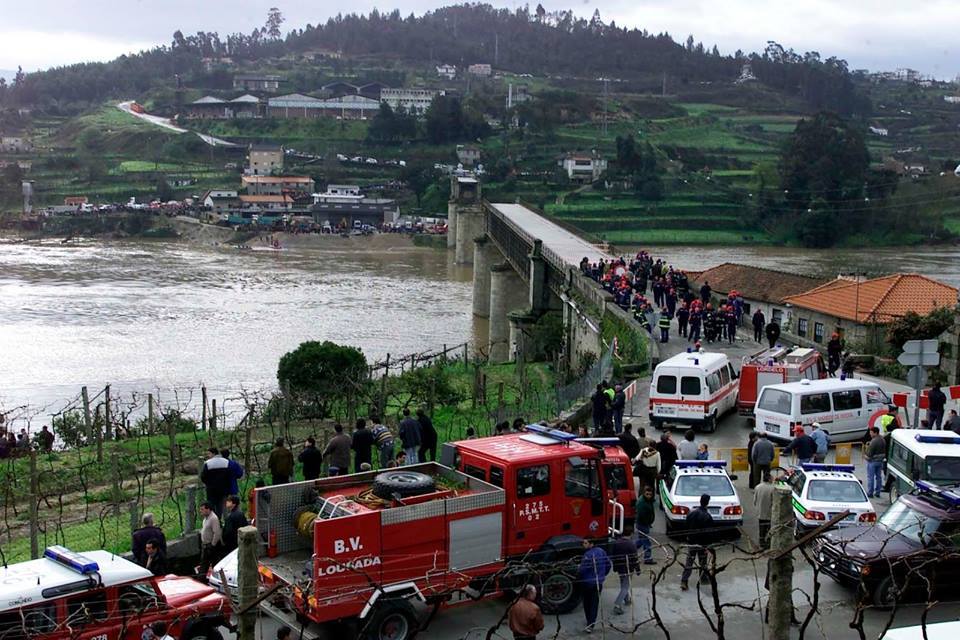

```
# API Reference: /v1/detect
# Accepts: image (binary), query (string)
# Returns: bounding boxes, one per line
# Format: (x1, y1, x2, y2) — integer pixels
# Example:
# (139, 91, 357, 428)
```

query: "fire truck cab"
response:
(738, 346, 826, 418)
(253, 425, 631, 640)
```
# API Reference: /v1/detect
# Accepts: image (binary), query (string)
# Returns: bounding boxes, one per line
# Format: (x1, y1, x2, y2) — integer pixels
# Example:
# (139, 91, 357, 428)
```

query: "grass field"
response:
(599, 229, 771, 245)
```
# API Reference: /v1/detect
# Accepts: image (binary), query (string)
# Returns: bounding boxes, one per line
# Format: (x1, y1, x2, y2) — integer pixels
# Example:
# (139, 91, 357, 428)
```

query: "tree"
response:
(266, 7, 285, 40)
(277, 341, 367, 418)
(401, 162, 439, 209)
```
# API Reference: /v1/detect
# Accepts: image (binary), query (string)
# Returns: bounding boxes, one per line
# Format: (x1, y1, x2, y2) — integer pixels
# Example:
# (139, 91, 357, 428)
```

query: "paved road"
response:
(116, 101, 238, 147)
(489, 203, 610, 265)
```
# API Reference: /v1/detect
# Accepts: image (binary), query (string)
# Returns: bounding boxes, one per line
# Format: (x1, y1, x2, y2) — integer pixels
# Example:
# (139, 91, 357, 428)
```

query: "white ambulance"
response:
(649, 350, 738, 433)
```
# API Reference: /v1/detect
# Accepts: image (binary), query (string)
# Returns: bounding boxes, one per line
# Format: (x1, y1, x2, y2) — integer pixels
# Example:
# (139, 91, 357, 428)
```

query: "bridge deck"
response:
(488, 203, 610, 266)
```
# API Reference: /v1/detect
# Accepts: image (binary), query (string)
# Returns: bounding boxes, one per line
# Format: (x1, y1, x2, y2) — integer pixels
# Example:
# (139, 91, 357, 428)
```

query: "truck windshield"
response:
(807, 480, 868, 503)
(675, 475, 735, 497)
(879, 501, 940, 544)
(925, 457, 960, 483)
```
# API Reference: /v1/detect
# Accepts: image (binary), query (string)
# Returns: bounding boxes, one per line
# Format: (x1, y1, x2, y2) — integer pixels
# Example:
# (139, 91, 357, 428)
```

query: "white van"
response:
(887, 429, 960, 501)
(649, 351, 738, 433)
(754, 378, 892, 443)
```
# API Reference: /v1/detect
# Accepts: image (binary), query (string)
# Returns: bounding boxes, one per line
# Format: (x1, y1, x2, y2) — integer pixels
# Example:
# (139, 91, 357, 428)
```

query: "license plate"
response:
(658, 406, 676, 416)
(764, 422, 781, 434)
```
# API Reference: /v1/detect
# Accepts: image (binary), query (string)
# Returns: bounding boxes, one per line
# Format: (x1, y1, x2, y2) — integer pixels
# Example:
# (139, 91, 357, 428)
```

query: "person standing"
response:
(634, 485, 657, 565)
(132, 513, 166, 566)
(809, 422, 829, 463)
(928, 384, 947, 430)
(143, 539, 168, 576)
(591, 384, 608, 433)
(752, 309, 765, 344)
(578, 539, 611, 633)
(633, 445, 660, 494)
(865, 427, 886, 498)
(508, 585, 545, 640)
(676, 303, 690, 339)
(369, 416, 395, 467)
(751, 433, 775, 487)
(298, 437, 323, 481)
(764, 320, 781, 349)
(747, 432, 759, 489)
(268, 438, 294, 485)
(220, 495, 248, 555)
(827, 333, 843, 376)
(782, 427, 817, 465)
(688, 309, 702, 344)
(610, 532, 639, 614)
(680, 494, 714, 591)
(416, 408, 438, 462)
(200, 447, 231, 516)
(656, 432, 678, 475)
(611, 384, 626, 434)
(351, 419, 375, 472)
(618, 423, 641, 461)
(658, 308, 671, 344)
(221, 449, 244, 498)
(398, 409, 422, 464)
(198, 501, 222, 578)
(700, 281, 712, 304)
(677, 429, 698, 460)
(322, 424, 352, 476)
(38, 425, 54, 452)
(754, 473, 775, 550)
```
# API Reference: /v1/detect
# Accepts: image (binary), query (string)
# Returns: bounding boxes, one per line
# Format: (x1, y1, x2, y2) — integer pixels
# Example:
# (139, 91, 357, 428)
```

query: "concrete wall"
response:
(455, 205, 485, 264)
(472, 235, 497, 317)
(489, 263, 528, 362)
(446, 200, 458, 249)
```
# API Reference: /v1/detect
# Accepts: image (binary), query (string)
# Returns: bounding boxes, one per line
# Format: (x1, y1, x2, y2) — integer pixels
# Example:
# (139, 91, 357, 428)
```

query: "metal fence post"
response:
(129, 499, 140, 534)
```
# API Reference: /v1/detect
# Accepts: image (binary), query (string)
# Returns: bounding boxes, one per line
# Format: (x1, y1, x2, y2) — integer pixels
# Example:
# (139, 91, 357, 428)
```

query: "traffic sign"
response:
(903, 339, 939, 354)
(906, 366, 928, 389)
(897, 351, 941, 366)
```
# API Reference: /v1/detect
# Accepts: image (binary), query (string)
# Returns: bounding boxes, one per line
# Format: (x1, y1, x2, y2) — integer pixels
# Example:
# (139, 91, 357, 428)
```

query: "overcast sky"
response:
(2, 0, 958, 79)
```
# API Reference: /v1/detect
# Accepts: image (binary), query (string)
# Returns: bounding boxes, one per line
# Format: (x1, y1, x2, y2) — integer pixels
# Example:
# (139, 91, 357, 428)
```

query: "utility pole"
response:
(237, 526, 260, 640)
(767, 486, 794, 640)
(494, 32, 499, 66)
(662, 72, 667, 97)
(602, 78, 609, 138)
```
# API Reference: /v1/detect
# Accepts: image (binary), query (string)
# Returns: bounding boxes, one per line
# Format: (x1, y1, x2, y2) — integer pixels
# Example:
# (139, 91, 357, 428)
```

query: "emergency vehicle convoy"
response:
(659, 461, 743, 537)
(737, 346, 826, 417)
(0, 546, 231, 640)
(649, 350, 739, 432)
(253, 426, 634, 640)
(776, 464, 876, 533)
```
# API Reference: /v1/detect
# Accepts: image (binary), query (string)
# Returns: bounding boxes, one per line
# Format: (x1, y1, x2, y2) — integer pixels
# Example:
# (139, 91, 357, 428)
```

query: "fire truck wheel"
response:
(538, 571, 581, 614)
(362, 601, 419, 640)
(371, 471, 436, 500)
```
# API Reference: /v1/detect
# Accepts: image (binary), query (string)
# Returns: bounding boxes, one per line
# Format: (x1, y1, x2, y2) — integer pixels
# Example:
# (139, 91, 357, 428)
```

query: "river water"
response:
(2, 238, 959, 417)
(0, 238, 476, 414)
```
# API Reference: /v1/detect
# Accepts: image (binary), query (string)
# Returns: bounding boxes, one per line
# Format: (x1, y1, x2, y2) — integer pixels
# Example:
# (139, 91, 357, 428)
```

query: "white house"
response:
(558, 151, 608, 183)
(467, 64, 492, 77)
(436, 64, 457, 80)
(381, 88, 443, 114)
(869, 126, 889, 136)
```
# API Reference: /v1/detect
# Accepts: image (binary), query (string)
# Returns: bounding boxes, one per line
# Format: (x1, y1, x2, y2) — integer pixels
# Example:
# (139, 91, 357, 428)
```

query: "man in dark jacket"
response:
(680, 494, 714, 590)
(610, 533, 639, 614)
(220, 495, 248, 554)
(928, 384, 947, 430)
(634, 486, 656, 564)
(351, 419, 375, 472)
(752, 310, 765, 343)
(782, 427, 817, 464)
(611, 384, 627, 434)
(591, 384, 608, 433)
(578, 539, 611, 632)
(131, 513, 166, 566)
(322, 424, 352, 476)
(298, 437, 323, 480)
(398, 409, 422, 464)
(268, 438, 294, 485)
(764, 320, 781, 348)
(416, 409, 438, 462)
(200, 448, 231, 515)
(826, 333, 844, 375)
(143, 539, 168, 576)
(221, 449, 244, 497)
(700, 281, 711, 304)
(655, 432, 678, 475)
(618, 423, 641, 460)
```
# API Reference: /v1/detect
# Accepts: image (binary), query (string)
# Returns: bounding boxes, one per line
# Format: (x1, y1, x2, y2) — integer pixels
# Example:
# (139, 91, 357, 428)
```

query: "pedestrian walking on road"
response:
(764, 320, 781, 349)
(928, 384, 947, 430)
(865, 427, 886, 497)
(268, 438, 294, 485)
(752, 310, 765, 344)
(591, 384, 608, 433)
(658, 308, 671, 344)
(677, 429, 697, 460)
(398, 409, 422, 465)
(810, 422, 829, 463)
(610, 533, 639, 614)
(508, 585, 544, 640)
(751, 433, 775, 489)
(680, 494, 714, 591)
(298, 437, 323, 481)
(635, 486, 657, 564)
(676, 303, 689, 338)
(688, 310, 702, 343)
(611, 384, 626, 434)
(754, 472, 775, 550)
(578, 539, 611, 633)
(747, 432, 759, 489)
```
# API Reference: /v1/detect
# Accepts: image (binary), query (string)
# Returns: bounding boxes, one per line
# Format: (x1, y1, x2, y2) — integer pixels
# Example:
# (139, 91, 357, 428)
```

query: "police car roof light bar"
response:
(915, 480, 960, 507)
(914, 434, 960, 445)
(575, 437, 622, 446)
(676, 460, 727, 469)
(801, 463, 855, 473)
(43, 546, 100, 574)
(524, 424, 577, 442)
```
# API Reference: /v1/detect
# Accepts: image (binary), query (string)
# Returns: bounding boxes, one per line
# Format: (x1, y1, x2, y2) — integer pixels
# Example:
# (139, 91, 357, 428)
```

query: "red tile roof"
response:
(687, 263, 830, 304)
(241, 175, 313, 183)
(783, 273, 957, 323)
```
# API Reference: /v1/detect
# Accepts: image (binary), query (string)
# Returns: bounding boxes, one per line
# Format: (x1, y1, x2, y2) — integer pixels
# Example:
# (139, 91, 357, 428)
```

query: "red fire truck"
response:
(737, 346, 827, 418)
(254, 425, 633, 640)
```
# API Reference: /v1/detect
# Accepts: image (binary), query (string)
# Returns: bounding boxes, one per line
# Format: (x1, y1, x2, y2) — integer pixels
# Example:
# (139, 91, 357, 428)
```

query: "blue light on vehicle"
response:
(576, 437, 622, 446)
(801, 463, 855, 473)
(914, 434, 960, 445)
(676, 460, 727, 469)
(43, 546, 100, 574)
(524, 424, 577, 442)
(915, 481, 960, 506)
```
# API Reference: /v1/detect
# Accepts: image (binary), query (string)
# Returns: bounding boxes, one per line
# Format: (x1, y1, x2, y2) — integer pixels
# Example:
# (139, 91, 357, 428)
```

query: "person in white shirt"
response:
(198, 501, 222, 579)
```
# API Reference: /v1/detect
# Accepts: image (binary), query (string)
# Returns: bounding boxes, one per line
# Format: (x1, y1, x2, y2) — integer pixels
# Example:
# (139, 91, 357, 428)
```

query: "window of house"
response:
(656, 375, 677, 394)
(832, 390, 863, 411)
(814, 322, 825, 343)
(517, 465, 550, 498)
(772, 308, 783, 324)
(800, 392, 831, 415)
(797, 318, 808, 337)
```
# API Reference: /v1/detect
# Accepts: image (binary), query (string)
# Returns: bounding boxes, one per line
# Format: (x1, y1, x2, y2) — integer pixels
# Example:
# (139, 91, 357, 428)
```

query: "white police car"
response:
(780, 463, 876, 533)
(659, 460, 743, 537)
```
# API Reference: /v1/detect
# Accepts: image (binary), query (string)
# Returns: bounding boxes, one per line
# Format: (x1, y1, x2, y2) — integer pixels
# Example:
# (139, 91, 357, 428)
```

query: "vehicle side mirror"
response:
(729, 474, 739, 481)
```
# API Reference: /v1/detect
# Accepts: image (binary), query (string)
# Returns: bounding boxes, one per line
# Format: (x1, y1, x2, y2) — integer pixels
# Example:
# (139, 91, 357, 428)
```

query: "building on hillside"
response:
(467, 63, 492, 77)
(506, 84, 531, 109)
(686, 263, 830, 329)
(557, 151, 608, 183)
(64, 196, 88, 206)
(0, 135, 32, 153)
(241, 175, 314, 196)
(358, 82, 389, 101)
(735, 63, 757, 84)
(321, 81, 360, 98)
(238, 194, 295, 211)
(246, 144, 283, 176)
(869, 125, 889, 136)
(311, 185, 399, 227)
(436, 64, 457, 80)
(201, 189, 239, 212)
(945, 96, 960, 104)
(233, 74, 282, 92)
(782, 273, 958, 350)
(229, 94, 262, 118)
(380, 88, 443, 114)
(305, 49, 342, 61)
(186, 95, 263, 119)
(456, 144, 481, 167)
(266, 93, 380, 119)
(312, 185, 363, 202)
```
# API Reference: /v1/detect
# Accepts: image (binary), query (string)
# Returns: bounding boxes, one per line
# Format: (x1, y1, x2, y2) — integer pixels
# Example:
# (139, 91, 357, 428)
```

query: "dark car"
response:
(812, 481, 960, 607)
